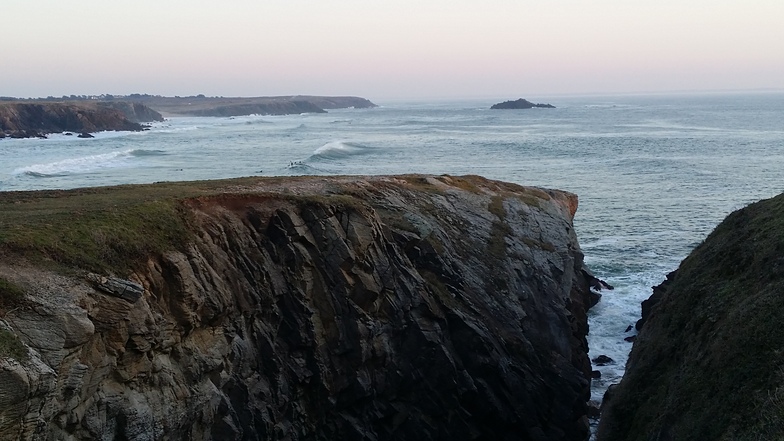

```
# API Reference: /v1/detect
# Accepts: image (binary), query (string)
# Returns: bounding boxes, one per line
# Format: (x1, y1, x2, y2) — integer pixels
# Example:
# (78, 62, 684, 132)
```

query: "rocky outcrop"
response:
(491, 99, 555, 110)
(97, 102, 164, 123)
(0, 102, 148, 138)
(0, 174, 596, 440)
(598, 192, 784, 440)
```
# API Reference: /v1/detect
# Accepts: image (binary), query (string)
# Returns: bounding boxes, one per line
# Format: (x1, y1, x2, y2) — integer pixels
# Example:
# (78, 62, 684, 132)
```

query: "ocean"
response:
(2, 92, 783, 407)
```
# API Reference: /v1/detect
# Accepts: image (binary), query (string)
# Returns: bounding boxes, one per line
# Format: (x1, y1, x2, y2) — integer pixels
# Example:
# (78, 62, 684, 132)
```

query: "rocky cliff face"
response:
(0, 175, 596, 441)
(598, 192, 784, 440)
(0, 102, 153, 138)
(97, 102, 164, 123)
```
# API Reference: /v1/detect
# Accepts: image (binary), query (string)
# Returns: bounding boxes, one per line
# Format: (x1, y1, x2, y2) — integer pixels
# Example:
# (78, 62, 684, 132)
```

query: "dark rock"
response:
(624, 324, 633, 332)
(592, 370, 602, 379)
(587, 400, 602, 418)
(77, 132, 94, 138)
(97, 101, 164, 123)
(592, 355, 615, 366)
(64, 132, 73, 136)
(491, 98, 556, 109)
(87, 273, 143, 303)
(623, 335, 636, 342)
(599, 193, 784, 440)
(0, 102, 145, 138)
(635, 270, 677, 331)
(0, 174, 596, 441)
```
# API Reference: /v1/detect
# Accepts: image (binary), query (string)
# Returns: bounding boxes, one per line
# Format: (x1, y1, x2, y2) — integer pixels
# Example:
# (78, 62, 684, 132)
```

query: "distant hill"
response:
(102, 95, 378, 117)
(491, 99, 555, 109)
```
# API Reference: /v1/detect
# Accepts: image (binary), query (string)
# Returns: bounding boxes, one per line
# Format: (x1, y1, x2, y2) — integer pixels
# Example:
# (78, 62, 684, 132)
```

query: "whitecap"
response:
(310, 141, 373, 160)
(12, 149, 148, 177)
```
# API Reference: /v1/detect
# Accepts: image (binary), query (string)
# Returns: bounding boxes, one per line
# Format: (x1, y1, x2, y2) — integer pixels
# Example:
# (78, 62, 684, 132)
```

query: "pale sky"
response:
(3, 0, 783, 100)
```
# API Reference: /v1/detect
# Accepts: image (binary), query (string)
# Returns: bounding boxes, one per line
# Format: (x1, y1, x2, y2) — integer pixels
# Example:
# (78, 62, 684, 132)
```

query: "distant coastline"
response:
(0, 95, 377, 139)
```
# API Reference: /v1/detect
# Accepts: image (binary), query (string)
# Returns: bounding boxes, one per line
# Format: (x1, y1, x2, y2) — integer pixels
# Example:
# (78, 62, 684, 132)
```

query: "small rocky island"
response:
(491, 98, 555, 109)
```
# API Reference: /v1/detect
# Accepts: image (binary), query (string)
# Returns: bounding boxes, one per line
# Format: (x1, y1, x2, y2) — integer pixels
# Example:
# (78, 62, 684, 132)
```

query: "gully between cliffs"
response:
(0, 175, 599, 441)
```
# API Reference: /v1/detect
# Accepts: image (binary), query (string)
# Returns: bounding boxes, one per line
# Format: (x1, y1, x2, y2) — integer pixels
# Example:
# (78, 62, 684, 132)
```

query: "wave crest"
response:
(12, 149, 162, 177)
(310, 141, 372, 160)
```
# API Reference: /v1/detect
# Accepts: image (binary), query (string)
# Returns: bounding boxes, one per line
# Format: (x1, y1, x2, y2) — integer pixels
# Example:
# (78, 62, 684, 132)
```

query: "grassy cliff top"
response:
(0, 175, 565, 274)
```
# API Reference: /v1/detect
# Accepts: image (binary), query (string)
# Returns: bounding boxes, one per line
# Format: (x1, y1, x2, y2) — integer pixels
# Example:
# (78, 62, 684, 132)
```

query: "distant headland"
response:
(491, 98, 555, 109)
(0, 95, 377, 139)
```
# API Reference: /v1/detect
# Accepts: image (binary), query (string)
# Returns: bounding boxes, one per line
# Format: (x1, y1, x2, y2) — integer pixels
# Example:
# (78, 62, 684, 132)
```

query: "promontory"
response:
(0, 101, 163, 139)
(0, 174, 600, 440)
(598, 192, 784, 440)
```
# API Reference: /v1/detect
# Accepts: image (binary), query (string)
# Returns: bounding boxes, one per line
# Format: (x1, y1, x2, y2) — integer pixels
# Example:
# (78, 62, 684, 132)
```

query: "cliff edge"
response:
(598, 192, 784, 440)
(0, 174, 595, 440)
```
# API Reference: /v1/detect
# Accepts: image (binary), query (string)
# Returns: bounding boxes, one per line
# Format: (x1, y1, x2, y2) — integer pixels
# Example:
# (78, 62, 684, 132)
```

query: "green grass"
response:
(0, 277, 25, 309)
(0, 329, 28, 361)
(601, 192, 784, 440)
(0, 180, 248, 273)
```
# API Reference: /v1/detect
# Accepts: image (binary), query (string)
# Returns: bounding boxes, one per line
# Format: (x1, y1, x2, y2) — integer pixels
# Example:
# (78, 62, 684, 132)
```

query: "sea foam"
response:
(12, 149, 165, 177)
(311, 141, 372, 160)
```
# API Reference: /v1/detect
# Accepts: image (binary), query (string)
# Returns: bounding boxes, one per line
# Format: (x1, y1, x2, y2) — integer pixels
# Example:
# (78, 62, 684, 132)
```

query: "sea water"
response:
(2, 92, 783, 407)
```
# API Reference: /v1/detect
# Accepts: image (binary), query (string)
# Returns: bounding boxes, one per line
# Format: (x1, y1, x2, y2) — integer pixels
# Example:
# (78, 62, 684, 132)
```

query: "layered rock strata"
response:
(0, 174, 595, 440)
(598, 192, 784, 440)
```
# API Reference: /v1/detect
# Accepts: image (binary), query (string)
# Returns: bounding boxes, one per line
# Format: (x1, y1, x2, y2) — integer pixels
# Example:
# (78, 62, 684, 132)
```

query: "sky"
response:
(2, 0, 784, 100)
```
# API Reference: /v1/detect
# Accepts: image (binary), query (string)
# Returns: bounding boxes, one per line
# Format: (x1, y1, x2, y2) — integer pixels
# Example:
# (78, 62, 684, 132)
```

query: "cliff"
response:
(598, 192, 784, 440)
(491, 99, 555, 110)
(0, 102, 160, 138)
(0, 174, 596, 441)
(97, 102, 164, 123)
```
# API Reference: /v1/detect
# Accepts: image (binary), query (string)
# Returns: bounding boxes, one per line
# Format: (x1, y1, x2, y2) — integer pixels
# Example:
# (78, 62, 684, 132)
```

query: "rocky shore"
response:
(0, 95, 376, 138)
(598, 192, 784, 440)
(0, 174, 599, 440)
(0, 102, 162, 139)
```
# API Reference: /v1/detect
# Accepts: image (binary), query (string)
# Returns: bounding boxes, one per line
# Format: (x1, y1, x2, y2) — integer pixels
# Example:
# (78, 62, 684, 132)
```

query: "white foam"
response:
(11, 149, 156, 177)
(311, 141, 372, 159)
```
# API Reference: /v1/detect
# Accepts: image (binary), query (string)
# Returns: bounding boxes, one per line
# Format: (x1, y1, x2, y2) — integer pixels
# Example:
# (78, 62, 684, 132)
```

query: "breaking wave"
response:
(12, 149, 165, 178)
(310, 141, 373, 160)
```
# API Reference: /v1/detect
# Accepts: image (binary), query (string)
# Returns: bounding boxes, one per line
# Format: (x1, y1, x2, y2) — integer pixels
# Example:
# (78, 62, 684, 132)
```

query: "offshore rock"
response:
(0, 174, 596, 440)
(598, 192, 784, 440)
(491, 99, 556, 109)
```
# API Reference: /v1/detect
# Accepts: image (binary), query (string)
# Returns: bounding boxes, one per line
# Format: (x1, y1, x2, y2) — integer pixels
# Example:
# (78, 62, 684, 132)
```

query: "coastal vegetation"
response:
(598, 192, 784, 440)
